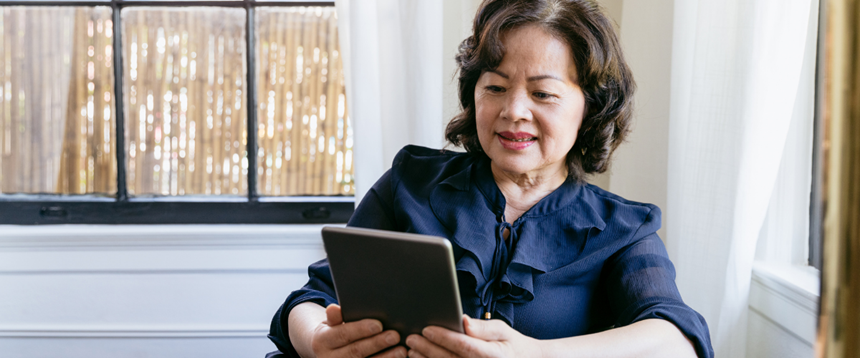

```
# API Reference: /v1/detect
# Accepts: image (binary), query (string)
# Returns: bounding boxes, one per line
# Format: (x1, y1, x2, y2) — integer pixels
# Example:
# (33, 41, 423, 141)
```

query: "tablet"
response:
(322, 226, 464, 345)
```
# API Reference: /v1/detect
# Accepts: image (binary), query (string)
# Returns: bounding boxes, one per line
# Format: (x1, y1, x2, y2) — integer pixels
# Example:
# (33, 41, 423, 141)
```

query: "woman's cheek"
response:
(475, 104, 495, 135)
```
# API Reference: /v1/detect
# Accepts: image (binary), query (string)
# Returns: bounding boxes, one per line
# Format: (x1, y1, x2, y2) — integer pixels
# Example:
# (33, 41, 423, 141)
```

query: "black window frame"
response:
(0, 0, 354, 224)
(808, 0, 826, 270)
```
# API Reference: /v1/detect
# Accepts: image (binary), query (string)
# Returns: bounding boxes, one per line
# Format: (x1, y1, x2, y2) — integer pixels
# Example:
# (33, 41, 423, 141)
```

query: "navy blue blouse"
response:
(269, 145, 713, 358)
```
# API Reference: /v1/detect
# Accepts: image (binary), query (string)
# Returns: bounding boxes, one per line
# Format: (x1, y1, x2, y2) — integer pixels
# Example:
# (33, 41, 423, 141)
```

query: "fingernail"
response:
(370, 322, 383, 334)
(386, 332, 398, 345)
(405, 335, 416, 347)
(422, 327, 434, 340)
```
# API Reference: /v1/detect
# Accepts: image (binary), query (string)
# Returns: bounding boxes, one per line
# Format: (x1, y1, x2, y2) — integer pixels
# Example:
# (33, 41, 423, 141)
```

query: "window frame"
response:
(0, 0, 354, 225)
(808, 0, 826, 270)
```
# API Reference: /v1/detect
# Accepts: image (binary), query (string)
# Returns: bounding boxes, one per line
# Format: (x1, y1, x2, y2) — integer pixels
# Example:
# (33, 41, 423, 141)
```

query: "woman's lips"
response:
(497, 131, 537, 150)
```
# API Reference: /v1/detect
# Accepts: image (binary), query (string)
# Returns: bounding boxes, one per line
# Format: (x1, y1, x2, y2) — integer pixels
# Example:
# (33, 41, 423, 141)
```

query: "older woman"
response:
(269, 0, 713, 357)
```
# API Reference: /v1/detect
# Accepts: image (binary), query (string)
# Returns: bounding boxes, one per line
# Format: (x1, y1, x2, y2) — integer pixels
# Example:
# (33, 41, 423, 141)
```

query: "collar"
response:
(429, 155, 606, 320)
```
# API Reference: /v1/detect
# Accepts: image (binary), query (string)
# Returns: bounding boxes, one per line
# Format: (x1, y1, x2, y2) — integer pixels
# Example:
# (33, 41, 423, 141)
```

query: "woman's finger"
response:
(325, 304, 344, 326)
(318, 319, 384, 349)
(406, 348, 428, 358)
(463, 316, 512, 341)
(333, 330, 400, 358)
(406, 333, 460, 358)
(370, 345, 408, 358)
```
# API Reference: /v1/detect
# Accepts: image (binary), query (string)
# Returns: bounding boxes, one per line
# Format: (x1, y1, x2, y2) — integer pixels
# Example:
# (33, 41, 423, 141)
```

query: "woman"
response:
(269, 0, 713, 357)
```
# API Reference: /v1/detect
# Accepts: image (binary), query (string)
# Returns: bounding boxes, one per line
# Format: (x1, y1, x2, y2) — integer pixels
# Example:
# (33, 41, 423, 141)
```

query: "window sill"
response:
(0, 224, 337, 250)
(749, 261, 820, 345)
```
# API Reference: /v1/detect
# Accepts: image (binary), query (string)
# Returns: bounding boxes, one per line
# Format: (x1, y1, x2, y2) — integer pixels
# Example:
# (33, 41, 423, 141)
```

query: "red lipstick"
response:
(497, 131, 537, 150)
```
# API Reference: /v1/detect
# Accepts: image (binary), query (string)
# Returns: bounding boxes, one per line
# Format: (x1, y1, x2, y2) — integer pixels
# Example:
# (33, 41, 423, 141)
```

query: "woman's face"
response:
(475, 25, 585, 181)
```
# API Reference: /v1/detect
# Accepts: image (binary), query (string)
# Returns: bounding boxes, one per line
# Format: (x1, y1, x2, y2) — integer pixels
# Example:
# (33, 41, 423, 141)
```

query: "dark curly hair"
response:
(445, 0, 635, 182)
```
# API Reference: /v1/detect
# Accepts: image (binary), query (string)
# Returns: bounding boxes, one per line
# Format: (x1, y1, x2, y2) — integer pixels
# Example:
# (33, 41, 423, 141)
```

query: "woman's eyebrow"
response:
(526, 74, 564, 82)
(487, 69, 510, 79)
(487, 70, 564, 83)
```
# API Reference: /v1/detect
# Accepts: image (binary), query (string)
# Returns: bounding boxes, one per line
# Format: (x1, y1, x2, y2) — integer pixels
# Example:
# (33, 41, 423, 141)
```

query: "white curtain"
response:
(666, 0, 816, 357)
(335, 0, 445, 201)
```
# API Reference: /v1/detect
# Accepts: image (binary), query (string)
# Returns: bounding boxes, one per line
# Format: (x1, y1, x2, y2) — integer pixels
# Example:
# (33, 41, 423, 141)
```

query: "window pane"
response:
(0, 6, 116, 195)
(122, 7, 247, 196)
(256, 6, 352, 196)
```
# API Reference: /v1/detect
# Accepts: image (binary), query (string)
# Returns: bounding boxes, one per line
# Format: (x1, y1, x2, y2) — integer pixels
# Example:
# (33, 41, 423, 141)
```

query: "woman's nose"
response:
(501, 91, 532, 122)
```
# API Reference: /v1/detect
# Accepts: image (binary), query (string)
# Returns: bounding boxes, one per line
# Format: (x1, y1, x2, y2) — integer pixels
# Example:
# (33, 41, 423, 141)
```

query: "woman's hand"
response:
(405, 316, 541, 358)
(309, 304, 407, 358)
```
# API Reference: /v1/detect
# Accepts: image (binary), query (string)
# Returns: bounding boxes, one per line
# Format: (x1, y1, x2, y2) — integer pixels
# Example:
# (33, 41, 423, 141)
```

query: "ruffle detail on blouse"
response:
(429, 156, 606, 325)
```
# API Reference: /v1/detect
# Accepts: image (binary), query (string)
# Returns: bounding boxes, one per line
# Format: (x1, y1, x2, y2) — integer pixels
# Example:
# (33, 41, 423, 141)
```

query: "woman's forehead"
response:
(494, 25, 578, 82)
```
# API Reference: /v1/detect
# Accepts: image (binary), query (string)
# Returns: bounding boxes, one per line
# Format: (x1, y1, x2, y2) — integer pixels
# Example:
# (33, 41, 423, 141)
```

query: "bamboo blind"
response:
(122, 7, 248, 196)
(0, 7, 116, 195)
(0, 5, 350, 197)
(256, 7, 353, 196)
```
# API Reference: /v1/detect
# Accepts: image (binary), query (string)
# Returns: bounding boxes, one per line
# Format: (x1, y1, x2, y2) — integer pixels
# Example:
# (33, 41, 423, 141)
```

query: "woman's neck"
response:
(490, 162, 568, 224)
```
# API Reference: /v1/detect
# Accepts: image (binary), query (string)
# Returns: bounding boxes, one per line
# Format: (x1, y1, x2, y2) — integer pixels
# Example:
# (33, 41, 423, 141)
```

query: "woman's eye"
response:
(533, 91, 553, 99)
(486, 85, 505, 93)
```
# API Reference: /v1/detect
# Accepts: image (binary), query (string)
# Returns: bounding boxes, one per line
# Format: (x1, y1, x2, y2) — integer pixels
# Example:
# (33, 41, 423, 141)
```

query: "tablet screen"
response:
(322, 226, 464, 345)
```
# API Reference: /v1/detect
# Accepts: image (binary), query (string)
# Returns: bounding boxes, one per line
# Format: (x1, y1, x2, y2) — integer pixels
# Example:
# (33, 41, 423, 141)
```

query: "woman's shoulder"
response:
(392, 145, 470, 166)
(388, 145, 476, 186)
(581, 183, 660, 213)
(578, 183, 662, 235)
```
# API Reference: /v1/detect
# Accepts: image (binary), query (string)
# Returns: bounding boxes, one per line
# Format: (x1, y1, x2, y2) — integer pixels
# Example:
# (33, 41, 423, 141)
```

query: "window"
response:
(753, 1, 820, 270)
(0, 0, 353, 224)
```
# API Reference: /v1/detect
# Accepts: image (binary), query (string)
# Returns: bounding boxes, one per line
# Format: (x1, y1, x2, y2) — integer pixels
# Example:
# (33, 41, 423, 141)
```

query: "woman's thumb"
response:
(325, 304, 343, 325)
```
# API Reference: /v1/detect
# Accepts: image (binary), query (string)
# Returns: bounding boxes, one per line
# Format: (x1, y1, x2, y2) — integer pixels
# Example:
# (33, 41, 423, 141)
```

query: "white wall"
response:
(442, 0, 482, 146)
(587, 0, 623, 191)
(598, 0, 624, 25)
(602, 0, 673, 241)
(0, 225, 327, 358)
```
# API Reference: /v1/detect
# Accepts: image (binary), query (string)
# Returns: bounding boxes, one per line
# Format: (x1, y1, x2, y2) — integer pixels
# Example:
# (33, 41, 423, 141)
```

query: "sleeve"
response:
(267, 169, 398, 357)
(603, 207, 714, 358)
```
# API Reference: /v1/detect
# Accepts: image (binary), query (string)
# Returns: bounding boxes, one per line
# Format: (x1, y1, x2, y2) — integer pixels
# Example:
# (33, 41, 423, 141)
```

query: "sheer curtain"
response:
(665, 0, 816, 357)
(335, 0, 445, 201)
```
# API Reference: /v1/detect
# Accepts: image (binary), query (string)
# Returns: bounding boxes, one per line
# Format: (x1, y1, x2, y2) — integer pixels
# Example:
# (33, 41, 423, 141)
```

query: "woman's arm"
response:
(406, 317, 694, 358)
(288, 302, 327, 357)
(600, 209, 713, 357)
(540, 319, 696, 358)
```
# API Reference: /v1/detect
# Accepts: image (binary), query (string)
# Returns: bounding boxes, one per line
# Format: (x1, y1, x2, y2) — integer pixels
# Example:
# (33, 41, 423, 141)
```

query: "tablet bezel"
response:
(322, 226, 465, 345)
